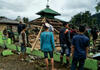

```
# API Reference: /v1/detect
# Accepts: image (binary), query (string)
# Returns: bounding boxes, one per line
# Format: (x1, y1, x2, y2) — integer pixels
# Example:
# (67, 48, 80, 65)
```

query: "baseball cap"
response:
(45, 23, 50, 28)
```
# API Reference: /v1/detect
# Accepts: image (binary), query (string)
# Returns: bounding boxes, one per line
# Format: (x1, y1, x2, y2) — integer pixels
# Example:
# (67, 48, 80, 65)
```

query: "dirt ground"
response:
(0, 48, 70, 70)
(0, 39, 99, 70)
(0, 34, 99, 70)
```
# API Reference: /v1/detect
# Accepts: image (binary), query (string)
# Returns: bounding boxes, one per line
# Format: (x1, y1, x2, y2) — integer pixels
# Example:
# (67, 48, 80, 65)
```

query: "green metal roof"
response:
(36, 5, 61, 16)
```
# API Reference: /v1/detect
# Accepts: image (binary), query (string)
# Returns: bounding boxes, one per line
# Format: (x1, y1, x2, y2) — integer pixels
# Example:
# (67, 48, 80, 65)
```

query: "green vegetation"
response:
(70, 2, 100, 30)
(23, 17, 29, 23)
(95, 2, 100, 13)
(70, 11, 97, 28)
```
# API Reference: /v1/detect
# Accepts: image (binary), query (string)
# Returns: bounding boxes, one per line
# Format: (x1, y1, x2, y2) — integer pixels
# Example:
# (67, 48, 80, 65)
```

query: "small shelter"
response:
(0, 17, 19, 32)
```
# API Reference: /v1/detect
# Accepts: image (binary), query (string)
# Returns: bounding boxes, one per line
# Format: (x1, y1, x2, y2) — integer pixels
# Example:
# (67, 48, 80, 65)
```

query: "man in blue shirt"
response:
(17, 21, 24, 35)
(40, 23, 55, 70)
(71, 25, 89, 70)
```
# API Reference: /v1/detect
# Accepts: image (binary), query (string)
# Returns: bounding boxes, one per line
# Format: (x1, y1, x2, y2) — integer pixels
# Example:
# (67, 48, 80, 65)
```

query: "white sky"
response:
(0, 0, 99, 22)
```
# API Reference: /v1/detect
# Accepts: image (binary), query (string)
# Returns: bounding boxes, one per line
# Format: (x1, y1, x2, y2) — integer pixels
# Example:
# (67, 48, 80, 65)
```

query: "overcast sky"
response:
(0, 0, 99, 22)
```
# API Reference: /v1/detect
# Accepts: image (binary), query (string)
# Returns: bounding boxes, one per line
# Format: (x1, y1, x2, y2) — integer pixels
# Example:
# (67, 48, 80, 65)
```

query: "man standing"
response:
(19, 25, 27, 60)
(91, 27, 98, 47)
(8, 26, 15, 43)
(40, 23, 55, 70)
(71, 25, 89, 70)
(59, 23, 71, 67)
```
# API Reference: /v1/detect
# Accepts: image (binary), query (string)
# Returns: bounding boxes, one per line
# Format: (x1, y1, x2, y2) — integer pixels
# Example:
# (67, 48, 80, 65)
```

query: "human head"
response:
(79, 25, 85, 33)
(63, 22, 69, 28)
(22, 24, 26, 31)
(19, 21, 23, 24)
(43, 23, 50, 30)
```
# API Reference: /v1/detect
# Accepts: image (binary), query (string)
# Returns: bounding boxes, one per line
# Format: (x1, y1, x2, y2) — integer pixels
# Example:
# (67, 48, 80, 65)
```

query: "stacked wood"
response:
(29, 17, 63, 31)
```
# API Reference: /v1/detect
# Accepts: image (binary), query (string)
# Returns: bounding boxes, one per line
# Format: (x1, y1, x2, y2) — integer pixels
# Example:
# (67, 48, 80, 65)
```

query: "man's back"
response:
(59, 27, 71, 46)
(40, 32, 55, 51)
(18, 24, 24, 34)
(59, 28, 66, 44)
(72, 34, 89, 58)
(71, 25, 89, 70)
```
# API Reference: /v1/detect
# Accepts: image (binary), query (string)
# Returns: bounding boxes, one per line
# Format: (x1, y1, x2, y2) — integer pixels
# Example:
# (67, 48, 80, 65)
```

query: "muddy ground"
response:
(0, 48, 70, 70)
(0, 47, 91, 70)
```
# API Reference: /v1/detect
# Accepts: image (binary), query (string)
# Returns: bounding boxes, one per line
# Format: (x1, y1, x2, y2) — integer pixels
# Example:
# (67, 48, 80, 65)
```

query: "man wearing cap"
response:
(40, 23, 55, 70)
(59, 22, 71, 67)
(45, 23, 54, 32)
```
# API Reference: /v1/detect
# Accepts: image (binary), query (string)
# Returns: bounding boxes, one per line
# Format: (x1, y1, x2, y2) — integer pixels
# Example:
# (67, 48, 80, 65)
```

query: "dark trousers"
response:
(44, 51, 53, 58)
(71, 57, 85, 70)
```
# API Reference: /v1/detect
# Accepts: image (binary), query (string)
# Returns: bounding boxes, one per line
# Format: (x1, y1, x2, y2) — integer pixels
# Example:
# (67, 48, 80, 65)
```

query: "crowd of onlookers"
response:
(2, 21, 100, 70)
(40, 22, 99, 70)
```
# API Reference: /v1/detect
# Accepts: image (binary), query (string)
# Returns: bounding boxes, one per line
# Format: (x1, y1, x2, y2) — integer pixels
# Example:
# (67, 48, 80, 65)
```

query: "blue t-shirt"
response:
(40, 32, 55, 52)
(72, 34, 89, 59)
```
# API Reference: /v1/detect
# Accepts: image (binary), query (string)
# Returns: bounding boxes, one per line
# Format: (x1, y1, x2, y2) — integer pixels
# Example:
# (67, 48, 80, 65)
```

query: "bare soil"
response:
(0, 48, 69, 70)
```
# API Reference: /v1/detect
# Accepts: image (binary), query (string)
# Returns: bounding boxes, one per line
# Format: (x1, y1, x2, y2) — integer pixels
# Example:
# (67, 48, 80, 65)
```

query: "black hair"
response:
(19, 21, 23, 24)
(43, 25, 48, 30)
(72, 26, 75, 29)
(79, 25, 85, 32)
(22, 24, 26, 30)
(63, 22, 68, 27)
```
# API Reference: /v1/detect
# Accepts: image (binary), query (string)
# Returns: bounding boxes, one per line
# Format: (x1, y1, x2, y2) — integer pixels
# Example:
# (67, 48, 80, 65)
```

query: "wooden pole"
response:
(54, 28, 59, 33)
(31, 26, 43, 51)
(31, 17, 46, 51)
(31, 25, 41, 27)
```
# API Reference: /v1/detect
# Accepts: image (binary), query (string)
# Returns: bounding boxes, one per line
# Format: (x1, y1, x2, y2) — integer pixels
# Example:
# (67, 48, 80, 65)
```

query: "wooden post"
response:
(31, 17, 46, 51)
(31, 26, 43, 51)
(54, 28, 59, 33)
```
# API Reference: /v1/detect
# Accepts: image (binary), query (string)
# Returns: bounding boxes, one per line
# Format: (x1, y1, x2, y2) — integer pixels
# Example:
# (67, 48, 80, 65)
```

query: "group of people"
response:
(2, 20, 98, 70)
(3, 26, 15, 44)
(40, 22, 90, 70)
(91, 27, 98, 47)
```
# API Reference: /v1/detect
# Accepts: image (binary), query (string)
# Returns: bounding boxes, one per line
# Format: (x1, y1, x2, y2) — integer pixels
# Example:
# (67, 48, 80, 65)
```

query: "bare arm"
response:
(64, 29, 69, 34)
(71, 45, 75, 57)
(22, 32, 26, 46)
(86, 47, 89, 57)
(86, 38, 89, 57)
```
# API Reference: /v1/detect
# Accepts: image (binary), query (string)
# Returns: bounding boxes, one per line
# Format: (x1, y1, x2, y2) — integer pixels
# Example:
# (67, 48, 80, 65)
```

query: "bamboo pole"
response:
(31, 25, 41, 27)
(31, 17, 46, 51)
(31, 26, 43, 51)
(54, 28, 59, 33)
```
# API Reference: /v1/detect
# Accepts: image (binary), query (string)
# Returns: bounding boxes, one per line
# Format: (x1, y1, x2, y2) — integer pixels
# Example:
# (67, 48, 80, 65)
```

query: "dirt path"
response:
(0, 47, 91, 70)
(0, 48, 69, 70)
